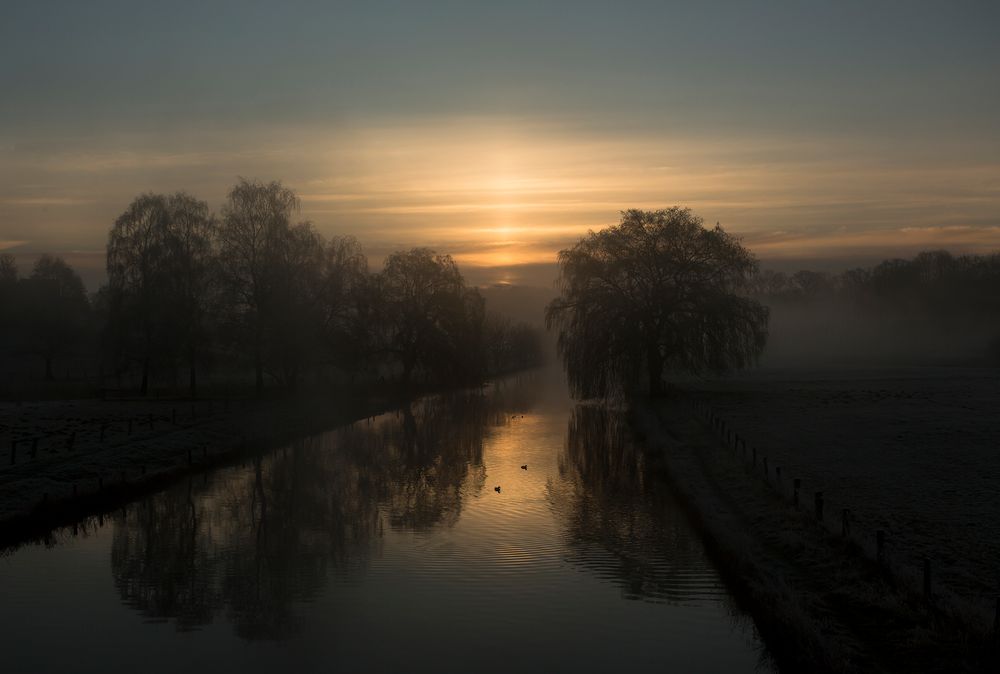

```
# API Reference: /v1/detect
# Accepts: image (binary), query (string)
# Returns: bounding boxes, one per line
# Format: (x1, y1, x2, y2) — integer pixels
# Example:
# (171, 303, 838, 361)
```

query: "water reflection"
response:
(0, 373, 770, 673)
(109, 385, 534, 639)
(550, 404, 728, 604)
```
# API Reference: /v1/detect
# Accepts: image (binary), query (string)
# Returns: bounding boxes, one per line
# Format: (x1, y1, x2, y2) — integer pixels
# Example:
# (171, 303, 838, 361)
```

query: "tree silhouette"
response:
(377, 248, 485, 386)
(106, 192, 213, 395)
(20, 255, 91, 380)
(216, 178, 305, 395)
(546, 208, 768, 398)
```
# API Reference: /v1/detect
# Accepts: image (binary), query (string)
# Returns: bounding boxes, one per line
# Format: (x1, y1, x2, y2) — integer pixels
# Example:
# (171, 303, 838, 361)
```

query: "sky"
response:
(2, 0, 999, 289)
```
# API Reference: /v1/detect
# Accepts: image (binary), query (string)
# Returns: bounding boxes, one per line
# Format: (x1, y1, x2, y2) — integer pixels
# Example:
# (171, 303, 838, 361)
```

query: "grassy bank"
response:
(634, 397, 997, 674)
(0, 390, 404, 547)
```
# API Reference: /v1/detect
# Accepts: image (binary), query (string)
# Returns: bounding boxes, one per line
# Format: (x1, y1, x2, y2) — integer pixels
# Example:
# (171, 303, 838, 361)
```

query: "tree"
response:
(21, 255, 91, 380)
(217, 178, 319, 394)
(314, 235, 369, 376)
(377, 248, 483, 386)
(163, 193, 216, 397)
(106, 192, 214, 395)
(546, 208, 768, 398)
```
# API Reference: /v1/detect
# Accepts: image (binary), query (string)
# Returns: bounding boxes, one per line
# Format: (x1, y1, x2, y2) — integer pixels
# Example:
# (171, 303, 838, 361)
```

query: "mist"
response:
(753, 251, 1000, 369)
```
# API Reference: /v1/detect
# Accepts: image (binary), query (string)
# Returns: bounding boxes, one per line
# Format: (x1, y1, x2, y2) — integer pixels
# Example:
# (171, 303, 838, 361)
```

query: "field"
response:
(688, 366, 1000, 620)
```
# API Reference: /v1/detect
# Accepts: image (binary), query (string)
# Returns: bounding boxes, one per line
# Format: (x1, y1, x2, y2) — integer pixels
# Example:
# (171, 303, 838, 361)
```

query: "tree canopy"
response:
(546, 208, 768, 398)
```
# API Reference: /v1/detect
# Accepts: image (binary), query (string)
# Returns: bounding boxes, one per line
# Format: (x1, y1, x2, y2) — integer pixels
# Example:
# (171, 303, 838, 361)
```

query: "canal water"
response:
(0, 370, 772, 673)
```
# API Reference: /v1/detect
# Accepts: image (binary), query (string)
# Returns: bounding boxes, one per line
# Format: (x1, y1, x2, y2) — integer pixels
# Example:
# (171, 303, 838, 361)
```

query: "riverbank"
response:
(635, 396, 997, 674)
(0, 391, 400, 545)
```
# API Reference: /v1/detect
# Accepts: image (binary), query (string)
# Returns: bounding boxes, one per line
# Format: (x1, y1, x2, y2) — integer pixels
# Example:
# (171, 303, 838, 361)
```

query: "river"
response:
(0, 370, 772, 673)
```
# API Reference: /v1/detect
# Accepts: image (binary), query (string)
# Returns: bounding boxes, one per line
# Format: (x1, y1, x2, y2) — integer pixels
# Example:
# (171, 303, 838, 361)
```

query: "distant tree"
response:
(0, 253, 16, 285)
(377, 248, 483, 386)
(0, 253, 20, 358)
(106, 192, 214, 395)
(21, 255, 91, 380)
(546, 208, 769, 398)
(164, 193, 216, 396)
(217, 178, 319, 394)
(314, 236, 369, 375)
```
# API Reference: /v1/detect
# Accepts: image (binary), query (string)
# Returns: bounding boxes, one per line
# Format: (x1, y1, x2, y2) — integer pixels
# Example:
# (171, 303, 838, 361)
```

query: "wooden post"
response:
(793, 478, 801, 507)
(814, 491, 824, 521)
(775, 466, 782, 485)
(923, 558, 932, 602)
(876, 530, 886, 566)
(841, 508, 851, 537)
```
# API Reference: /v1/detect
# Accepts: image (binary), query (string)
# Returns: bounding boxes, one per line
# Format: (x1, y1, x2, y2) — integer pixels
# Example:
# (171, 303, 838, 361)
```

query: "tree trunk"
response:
(254, 328, 264, 397)
(647, 342, 664, 397)
(140, 356, 150, 396)
(188, 345, 198, 399)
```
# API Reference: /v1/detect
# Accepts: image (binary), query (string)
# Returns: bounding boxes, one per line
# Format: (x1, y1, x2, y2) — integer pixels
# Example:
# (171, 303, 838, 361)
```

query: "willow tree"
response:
(546, 208, 768, 398)
(106, 192, 214, 396)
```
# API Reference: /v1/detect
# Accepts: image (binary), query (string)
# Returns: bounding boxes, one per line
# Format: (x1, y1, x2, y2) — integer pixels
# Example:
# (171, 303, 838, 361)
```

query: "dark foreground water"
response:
(0, 371, 771, 673)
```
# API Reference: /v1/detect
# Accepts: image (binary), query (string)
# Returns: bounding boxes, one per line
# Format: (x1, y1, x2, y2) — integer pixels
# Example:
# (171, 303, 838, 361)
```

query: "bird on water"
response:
(494, 485, 501, 493)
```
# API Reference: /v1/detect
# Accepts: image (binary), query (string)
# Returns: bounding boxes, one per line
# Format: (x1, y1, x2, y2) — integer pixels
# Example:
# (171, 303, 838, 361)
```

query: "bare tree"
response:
(377, 248, 483, 386)
(164, 193, 216, 397)
(22, 255, 91, 380)
(106, 192, 213, 395)
(217, 178, 302, 395)
(546, 208, 768, 398)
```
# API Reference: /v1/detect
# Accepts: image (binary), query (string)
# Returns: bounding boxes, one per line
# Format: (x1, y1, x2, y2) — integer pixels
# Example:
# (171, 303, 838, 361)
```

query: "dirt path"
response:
(639, 399, 995, 674)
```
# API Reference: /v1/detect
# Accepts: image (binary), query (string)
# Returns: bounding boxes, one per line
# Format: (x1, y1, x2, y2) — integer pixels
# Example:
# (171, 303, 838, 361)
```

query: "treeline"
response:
(750, 250, 1000, 365)
(0, 179, 545, 397)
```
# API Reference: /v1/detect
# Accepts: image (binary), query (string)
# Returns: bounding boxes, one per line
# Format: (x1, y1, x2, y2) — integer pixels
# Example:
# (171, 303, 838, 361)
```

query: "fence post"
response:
(775, 466, 782, 485)
(814, 491, 824, 522)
